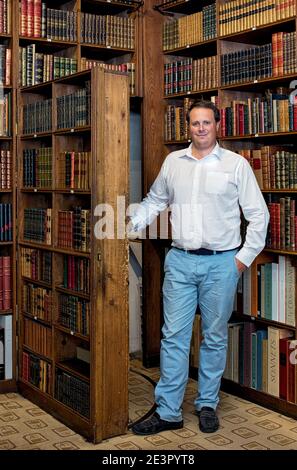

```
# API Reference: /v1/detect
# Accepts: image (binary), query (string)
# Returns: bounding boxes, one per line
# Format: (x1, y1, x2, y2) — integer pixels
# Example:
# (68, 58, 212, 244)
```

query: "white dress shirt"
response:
(130, 142, 270, 267)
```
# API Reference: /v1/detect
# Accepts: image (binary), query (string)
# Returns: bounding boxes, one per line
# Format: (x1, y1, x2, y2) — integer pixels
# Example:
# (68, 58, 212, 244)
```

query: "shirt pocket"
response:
(205, 171, 229, 194)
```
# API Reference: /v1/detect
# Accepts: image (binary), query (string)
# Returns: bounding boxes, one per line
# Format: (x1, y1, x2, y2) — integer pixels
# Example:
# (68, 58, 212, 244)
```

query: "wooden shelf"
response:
(81, 43, 134, 59)
(81, 0, 143, 13)
(56, 358, 90, 383)
(20, 132, 52, 140)
(220, 131, 297, 140)
(0, 309, 13, 316)
(262, 189, 297, 193)
(163, 38, 217, 57)
(20, 188, 53, 193)
(55, 285, 90, 300)
(22, 276, 52, 289)
(22, 344, 52, 362)
(54, 126, 91, 135)
(22, 312, 52, 328)
(19, 380, 91, 438)
(0, 378, 17, 393)
(20, 82, 53, 93)
(19, 240, 52, 250)
(164, 87, 218, 99)
(19, 36, 77, 49)
(156, 0, 209, 14)
(219, 17, 296, 43)
(54, 323, 90, 342)
(53, 247, 91, 258)
(265, 248, 297, 256)
(221, 73, 297, 91)
(231, 312, 296, 332)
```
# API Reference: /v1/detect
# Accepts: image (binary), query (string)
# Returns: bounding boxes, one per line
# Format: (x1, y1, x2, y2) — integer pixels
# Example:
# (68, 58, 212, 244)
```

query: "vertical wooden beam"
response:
(142, 0, 165, 366)
(92, 68, 129, 442)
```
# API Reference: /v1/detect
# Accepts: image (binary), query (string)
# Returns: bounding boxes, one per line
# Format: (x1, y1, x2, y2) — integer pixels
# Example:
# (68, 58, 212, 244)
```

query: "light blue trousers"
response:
(155, 247, 240, 422)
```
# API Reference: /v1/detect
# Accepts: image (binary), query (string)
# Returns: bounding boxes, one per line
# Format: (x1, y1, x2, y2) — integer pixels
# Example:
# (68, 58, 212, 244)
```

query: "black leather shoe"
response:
(131, 412, 183, 436)
(198, 407, 219, 433)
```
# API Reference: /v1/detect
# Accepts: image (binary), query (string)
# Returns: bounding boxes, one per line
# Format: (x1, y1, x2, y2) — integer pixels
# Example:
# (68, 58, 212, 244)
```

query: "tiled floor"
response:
(0, 362, 297, 450)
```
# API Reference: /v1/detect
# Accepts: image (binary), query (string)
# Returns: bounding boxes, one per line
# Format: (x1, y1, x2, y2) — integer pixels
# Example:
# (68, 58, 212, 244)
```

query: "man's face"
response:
(189, 107, 219, 150)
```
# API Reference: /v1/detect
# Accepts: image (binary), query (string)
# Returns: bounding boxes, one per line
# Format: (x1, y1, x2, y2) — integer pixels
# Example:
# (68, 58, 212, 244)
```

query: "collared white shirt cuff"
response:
(235, 246, 259, 268)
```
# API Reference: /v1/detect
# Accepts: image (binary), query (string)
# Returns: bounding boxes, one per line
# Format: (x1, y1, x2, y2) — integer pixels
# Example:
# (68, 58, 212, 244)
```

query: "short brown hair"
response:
(186, 100, 220, 124)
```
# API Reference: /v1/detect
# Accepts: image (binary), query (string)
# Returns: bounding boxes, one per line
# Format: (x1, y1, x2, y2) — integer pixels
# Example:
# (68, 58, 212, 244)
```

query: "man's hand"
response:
(235, 257, 247, 273)
(126, 219, 142, 240)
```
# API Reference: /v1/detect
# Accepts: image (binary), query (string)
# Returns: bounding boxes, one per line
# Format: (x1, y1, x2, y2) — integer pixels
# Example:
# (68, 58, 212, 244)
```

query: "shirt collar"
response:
(182, 142, 222, 160)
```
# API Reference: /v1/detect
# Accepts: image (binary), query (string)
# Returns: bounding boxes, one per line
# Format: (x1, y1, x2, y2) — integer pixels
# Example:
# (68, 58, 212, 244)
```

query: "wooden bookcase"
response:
(16, 0, 142, 96)
(17, 67, 129, 442)
(140, 0, 297, 418)
(0, 0, 17, 394)
(0, 0, 137, 441)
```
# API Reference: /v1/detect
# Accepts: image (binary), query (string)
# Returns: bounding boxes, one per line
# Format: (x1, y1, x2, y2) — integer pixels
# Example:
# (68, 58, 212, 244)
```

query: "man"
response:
(129, 100, 269, 435)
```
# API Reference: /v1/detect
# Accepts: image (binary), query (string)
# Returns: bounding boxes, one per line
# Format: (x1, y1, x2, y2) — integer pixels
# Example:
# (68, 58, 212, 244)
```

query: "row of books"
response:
(266, 195, 297, 252)
(81, 59, 136, 96)
(56, 151, 90, 190)
(221, 32, 296, 86)
(23, 147, 52, 188)
(24, 317, 52, 358)
(81, 13, 135, 49)
(0, 314, 12, 380)
(23, 282, 52, 323)
(0, 0, 10, 34)
(20, 247, 52, 284)
(239, 148, 297, 191)
(164, 56, 218, 95)
(57, 208, 91, 253)
(22, 98, 52, 135)
(162, 0, 295, 48)
(19, 2, 77, 41)
(0, 203, 12, 242)
(55, 368, 89, 418)
(0, 45, 11, 86)
(224, 323, 295, 402)
(0, 91, 11, 137)
(58, 293, 90, 336)
(164, 32, 296, 95)
(56, 82, 91, 130)
(22, 351, 52, 394)
(220, 91, 297, 136)
(19, 45, 78, 87)
(219, 0, 296, 36)
(0, 149, 11, 189)
(62, 255, 90, 295)
(163, 4, 216, 51)
(24, 208, 52, 245)
(0, 256, 11, 311)
(242, 257, 295, 325)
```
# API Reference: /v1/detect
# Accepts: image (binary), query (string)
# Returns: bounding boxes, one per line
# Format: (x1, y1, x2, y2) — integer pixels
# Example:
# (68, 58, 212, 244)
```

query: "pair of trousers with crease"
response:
(155, 247, 240, 422)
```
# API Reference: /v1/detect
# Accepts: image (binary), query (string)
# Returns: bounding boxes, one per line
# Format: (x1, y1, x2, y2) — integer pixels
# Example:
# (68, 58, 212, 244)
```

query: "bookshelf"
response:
(140, 0, 297, 416)
(0, 0, 137, 440)
(17, 67, 129, 442)
(0, 0, 16, 394)
(17, 0, 142, 96)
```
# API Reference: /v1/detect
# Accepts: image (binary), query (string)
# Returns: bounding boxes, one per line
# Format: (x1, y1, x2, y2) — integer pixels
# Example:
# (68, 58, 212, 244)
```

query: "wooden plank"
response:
(91, 67, 129, 442)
